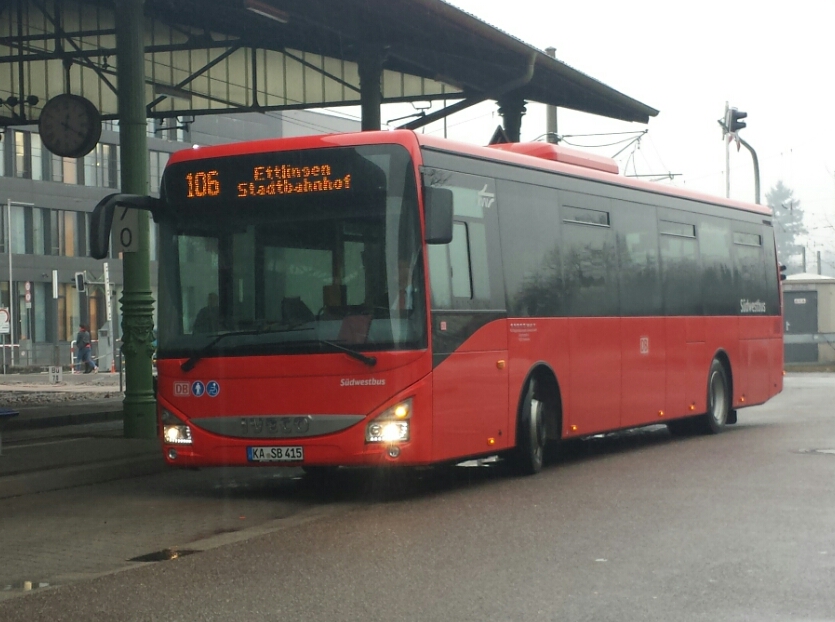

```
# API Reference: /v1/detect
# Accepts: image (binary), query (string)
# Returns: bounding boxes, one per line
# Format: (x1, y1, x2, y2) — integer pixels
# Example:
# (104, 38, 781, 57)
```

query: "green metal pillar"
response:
(115, 0, 156, 438)
(358, 46, 384, 131)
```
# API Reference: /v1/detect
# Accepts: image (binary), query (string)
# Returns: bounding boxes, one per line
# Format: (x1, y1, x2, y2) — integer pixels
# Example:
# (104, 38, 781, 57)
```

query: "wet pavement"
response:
(0, 371, 150, 500)
(0, 370, 324, 602)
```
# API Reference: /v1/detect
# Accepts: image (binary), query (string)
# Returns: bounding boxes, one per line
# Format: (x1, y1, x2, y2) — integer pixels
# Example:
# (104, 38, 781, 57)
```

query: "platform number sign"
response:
(115, 206, 139, 253)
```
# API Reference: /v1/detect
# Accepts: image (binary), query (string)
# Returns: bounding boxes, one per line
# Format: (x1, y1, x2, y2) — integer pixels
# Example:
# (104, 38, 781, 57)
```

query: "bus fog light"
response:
(167, 448, 178, 460)
(161, 409, 193, 445)
(387, 445, 401, 458)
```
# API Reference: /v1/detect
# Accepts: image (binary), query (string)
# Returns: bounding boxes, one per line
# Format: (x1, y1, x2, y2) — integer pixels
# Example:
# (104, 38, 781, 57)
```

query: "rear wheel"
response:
(510, 380, 546, 475)
(701, 359, 730, 434)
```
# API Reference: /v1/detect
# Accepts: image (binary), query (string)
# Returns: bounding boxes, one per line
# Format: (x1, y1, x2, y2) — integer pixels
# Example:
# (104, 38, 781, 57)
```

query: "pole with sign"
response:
(6, 199, 11, 368)
(103, 262, 114, 372)
(0, 307, 9, 374)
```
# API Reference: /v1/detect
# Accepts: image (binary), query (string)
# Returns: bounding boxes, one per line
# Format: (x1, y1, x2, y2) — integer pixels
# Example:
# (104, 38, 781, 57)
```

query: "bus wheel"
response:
(511, 380, 546, 475)
(702, 359, 730, 434)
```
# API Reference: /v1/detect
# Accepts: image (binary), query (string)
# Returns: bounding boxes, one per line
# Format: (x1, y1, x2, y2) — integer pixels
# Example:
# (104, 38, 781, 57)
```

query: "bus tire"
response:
(701, 359, 730, 434)
(511, 379, 546, 475)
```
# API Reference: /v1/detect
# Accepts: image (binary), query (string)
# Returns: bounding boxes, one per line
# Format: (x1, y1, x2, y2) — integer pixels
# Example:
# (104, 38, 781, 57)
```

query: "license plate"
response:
(247, 446, 304, 462)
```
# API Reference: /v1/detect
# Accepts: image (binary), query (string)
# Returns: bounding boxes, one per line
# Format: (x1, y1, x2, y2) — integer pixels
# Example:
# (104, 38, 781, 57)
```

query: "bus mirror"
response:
(424, 187, 453, 244)
(89, 193, 161, 259)
(779, 264, 787, 281)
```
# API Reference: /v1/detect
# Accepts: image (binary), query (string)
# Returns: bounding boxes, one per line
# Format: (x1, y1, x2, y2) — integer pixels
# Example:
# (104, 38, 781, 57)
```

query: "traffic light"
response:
(74, 272, 85, 292)
(728, 108, 747, 133)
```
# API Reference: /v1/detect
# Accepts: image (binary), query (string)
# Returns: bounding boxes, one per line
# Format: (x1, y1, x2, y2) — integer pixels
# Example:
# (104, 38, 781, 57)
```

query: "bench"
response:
(0, 408, 20, 456)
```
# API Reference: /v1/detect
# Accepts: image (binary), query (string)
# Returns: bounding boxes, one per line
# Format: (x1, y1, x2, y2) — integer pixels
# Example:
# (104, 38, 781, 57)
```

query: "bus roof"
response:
(414, 133, 773, 217)
(167, 130, 772, 218)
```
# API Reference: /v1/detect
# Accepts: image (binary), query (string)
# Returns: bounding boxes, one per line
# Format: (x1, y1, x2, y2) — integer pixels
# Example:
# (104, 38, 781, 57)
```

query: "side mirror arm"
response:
(89, 194, 161, 260)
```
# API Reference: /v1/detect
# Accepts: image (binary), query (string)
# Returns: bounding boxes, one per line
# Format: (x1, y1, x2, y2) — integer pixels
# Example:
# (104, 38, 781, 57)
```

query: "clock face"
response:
(38, 94, 102, 158)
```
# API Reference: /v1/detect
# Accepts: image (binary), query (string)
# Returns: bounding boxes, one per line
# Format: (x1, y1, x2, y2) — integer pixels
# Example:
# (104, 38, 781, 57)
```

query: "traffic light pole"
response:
(737, 135, 760, 205)
(724, 102, 730, 199)
(719, 105, 760, 205)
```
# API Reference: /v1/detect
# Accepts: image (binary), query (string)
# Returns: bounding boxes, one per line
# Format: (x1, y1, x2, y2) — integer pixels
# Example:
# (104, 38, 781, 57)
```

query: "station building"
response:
(783, 273, 835, 365)
(0, 110, 358, 367)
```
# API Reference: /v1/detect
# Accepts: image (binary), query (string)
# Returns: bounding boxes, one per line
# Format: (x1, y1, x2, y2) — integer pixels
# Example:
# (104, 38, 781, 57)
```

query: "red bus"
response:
(90, 130, 783, 475)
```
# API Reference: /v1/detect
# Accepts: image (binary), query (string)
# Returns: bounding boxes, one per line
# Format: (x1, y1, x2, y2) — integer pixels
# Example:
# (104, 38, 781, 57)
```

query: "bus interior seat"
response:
(281, 297, 315, 325)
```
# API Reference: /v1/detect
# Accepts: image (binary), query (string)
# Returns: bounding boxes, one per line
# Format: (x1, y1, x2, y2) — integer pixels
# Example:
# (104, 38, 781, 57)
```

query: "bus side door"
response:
(425, 171, 509, 462)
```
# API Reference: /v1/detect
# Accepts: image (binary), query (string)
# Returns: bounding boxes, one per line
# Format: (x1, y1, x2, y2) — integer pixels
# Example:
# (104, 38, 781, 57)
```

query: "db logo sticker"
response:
(191, 381, 206, 397)
(173, 382, 190, 396)
(206, 381, 220, 398)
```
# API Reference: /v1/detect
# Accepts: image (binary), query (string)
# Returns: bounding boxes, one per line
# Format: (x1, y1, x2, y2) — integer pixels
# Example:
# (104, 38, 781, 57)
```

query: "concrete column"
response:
(498, 94, 527, 143)
(115, 0, 156, 438)
(545, 47, 558, 144)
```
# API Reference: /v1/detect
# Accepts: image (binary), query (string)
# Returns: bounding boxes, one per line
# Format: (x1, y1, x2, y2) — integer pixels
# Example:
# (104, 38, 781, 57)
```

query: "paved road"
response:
(1, 374, 834, 621)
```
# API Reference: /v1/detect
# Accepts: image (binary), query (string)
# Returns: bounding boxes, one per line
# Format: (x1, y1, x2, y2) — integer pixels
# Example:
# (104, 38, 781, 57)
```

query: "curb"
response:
(0, 453, 167, 500)
(3, 409, 124, 432)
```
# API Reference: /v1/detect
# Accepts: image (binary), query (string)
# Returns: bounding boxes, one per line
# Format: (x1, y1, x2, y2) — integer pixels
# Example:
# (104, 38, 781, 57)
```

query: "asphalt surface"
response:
(0, 373, 833, 621)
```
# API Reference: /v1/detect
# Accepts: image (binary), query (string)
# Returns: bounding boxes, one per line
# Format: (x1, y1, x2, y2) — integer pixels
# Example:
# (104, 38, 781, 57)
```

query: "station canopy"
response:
(0, 0, 658, 127)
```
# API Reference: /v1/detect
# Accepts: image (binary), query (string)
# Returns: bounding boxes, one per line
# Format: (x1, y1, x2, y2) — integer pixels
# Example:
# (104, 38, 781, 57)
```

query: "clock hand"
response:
(60, 120, 87, 138)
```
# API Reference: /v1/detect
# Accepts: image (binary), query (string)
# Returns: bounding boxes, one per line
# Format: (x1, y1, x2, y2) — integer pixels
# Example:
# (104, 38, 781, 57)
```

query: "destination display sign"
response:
(170, 153, 359, 205)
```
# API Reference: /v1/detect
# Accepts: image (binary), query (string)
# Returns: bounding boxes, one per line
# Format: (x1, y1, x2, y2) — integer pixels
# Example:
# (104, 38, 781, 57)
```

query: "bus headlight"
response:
(366, 398, 412, 443)
(161, 409, 193, 445)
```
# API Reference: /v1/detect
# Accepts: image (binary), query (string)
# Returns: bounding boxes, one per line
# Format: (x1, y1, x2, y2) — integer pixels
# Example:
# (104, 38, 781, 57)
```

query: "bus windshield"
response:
(156, 144, 425, 360)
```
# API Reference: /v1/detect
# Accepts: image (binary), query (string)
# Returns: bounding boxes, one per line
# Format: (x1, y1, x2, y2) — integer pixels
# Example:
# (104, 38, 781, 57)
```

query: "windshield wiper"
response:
(180, 326, 312, 372)
(315, 339, 377, 366)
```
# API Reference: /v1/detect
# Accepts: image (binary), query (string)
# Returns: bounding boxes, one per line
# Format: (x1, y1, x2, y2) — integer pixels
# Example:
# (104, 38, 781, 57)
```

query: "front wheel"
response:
(701, 359, 730, 434)
(510, 380, 546, 475)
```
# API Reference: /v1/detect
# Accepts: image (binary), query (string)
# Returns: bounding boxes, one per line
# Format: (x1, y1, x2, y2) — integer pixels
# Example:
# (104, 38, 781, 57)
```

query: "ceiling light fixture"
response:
(244, 0, 289, 24)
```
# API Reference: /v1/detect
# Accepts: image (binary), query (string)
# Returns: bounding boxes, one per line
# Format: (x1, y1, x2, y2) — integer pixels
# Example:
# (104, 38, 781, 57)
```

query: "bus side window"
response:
(450, 222, 473, 299)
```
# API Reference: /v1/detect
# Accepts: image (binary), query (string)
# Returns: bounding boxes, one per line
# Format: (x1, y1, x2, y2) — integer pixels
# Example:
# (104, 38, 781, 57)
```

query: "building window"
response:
(31, 133, 43, 180)
(79, 144, 116, 188)
(51, 156, 78, 184)
(34, 282, 48, 342)
(10, 205, 26, 254)
(14, 130, 29, 178)
(50, 153, 63, 182)
(83, 150, 97, 187)
(77, 211, 89, 256)
(32, 208, 46, 255)
(63, 210, 77, 257)
(102, 143, 117, 188)
(50, 209, 60, 255)
(149, 150, 170, 194)
(57, 283, 81, 342)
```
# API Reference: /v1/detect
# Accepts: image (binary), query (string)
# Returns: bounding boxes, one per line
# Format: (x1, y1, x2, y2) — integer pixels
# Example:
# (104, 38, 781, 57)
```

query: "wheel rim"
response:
(709, 370, 728, 426)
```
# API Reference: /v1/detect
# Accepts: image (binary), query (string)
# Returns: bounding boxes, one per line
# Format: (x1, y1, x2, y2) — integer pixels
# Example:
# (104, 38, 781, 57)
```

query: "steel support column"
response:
(115, 0, 156, 438)
(358, 46, 384, 131)
(498, 94, 527, 143)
